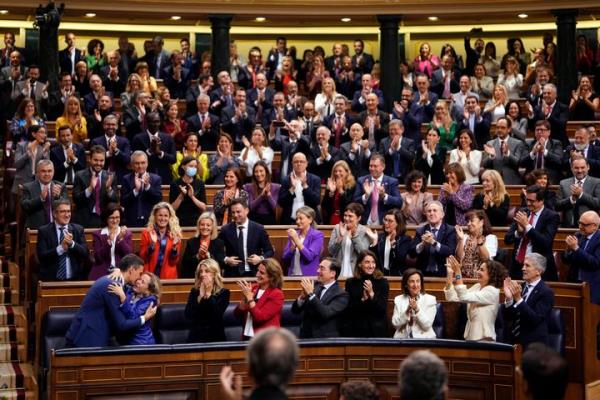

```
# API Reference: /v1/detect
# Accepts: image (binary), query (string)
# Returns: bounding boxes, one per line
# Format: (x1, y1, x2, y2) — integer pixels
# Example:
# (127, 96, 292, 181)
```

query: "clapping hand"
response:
(362, 280, 374, 301)
(565, 234, 579, 251)
(237, 279, 254, 303)
(455, 225, 465, 241)
(219, 366, 243, 400)
(300, 278, 314, 298)
(514, 210, 530, 230)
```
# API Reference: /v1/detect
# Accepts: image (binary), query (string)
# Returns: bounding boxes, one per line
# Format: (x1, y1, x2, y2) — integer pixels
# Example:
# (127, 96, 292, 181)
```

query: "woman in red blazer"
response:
(235, 258, 285, 339)
(140, 202, 182, 279)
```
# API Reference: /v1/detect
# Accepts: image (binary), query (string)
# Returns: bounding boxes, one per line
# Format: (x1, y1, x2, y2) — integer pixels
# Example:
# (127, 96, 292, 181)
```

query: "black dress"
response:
(184, 287, 230, 342)
(342, 276, 389, 337)
(180, 237, 226, 278)
(370, 233, 412, 276)
(570, 94, 598, 121)
(472, 193, 510, 226)
(169, 178, 207, 227)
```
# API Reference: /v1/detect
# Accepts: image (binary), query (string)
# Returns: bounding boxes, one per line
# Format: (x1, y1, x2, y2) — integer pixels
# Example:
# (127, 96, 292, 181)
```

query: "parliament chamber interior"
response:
(1, 0, 600, 399)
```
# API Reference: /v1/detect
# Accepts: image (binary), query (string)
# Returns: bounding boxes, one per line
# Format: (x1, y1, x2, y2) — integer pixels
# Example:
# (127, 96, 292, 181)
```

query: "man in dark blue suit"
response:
(131, 112, 176, 184)
(220, 88, 256, 150)
(186, 94, 220, 151)
(120, 151, 162, 228)
(162, 51, 191, 100)
(409, 201, 457, 277)
(324, 95, 355, 147)
(505, 185, 560, 281)
(261, 92, 297, 128)
(353, 154, 403, 225)
(278, 152, 322, 225)
(246, 73, 274, 119)
(36, 199, 89, 281)
(49, 125, 86, 184)
(83, 74, 113, 116)
(58, 32, 84, 75)
(378, 119, 415, 184)
(563, 211, 600, 305)
(403, 75, 438, 142)
(351, 74, 384, 113)
(218, 199, 274, 277)
(65, 254, 157, 347)
(526, 83, 569, 147)
(503, 252, 555, 349)
(90, 114, 131, 184)
(268, 119, 310, 179)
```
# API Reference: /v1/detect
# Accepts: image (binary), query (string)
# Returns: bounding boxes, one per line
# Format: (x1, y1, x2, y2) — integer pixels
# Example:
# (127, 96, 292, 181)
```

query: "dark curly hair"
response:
(483, 260, 507, 289)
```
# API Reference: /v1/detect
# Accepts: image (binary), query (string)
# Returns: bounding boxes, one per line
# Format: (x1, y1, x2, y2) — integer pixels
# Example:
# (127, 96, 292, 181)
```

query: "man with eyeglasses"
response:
(505, 184, 559, 280)
(36, 199, 89, 281)
(519, 120, 563, 184)
(556, 156, 600, 227)
(564, 211, 600, 304)
(278, 152, 321, 225)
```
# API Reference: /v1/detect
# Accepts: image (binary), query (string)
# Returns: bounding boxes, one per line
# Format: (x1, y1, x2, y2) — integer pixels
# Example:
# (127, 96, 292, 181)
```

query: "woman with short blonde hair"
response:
(180, 212, 225, 278)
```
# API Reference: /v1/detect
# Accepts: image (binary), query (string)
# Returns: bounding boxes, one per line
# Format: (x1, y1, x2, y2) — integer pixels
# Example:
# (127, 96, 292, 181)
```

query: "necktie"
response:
(501, 140, 507, 156)
(45, 185, 53, 223)
(200, 114, 205, 126)
(516, 213, 536, 264)
(94, 172, 102, 215)
(535, 150, 544, 169)
(370, 180, 379, 224)
(393, 150, 401, 179)
(315, 284, 324, 300)
(522, 284, 532, 302)
(335, 117, 343, 148)
(426, 227, 439, 273)
(238, 226, 246, 267)
(30, 82, 35, 100)
(57, 226, 68, 280)
(443, 73, 451, 98)
(546, 105, 552, 116)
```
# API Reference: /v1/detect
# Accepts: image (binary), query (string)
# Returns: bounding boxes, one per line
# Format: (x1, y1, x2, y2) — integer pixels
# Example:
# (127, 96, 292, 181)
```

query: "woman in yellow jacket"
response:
(171, 132, 209, 182)
(56, 96, 88, 144)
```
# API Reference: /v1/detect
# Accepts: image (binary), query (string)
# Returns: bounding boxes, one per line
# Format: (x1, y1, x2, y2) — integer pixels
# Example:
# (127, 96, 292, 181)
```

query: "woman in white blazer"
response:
(392, 268, 438, 339)
(444, 256, 507, 341)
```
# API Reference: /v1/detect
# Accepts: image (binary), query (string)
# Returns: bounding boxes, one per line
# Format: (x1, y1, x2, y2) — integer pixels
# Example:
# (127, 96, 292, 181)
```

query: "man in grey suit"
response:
(292, 257, 350, 338)
(519, 120, 564, 185)
(482, 117, 527, 185)
(20, 159, 68, 230)
(556, 156, 600, 228)
(14, 65, 47, 113)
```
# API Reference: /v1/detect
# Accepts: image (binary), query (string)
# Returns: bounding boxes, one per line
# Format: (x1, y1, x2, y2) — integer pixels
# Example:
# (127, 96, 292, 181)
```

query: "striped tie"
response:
(56, 227, 68, 280)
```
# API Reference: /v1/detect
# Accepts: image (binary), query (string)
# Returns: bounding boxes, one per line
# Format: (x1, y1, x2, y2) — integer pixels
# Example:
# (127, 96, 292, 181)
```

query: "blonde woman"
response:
(181, 212, 225, 277)
(184, 259, 230, 342)
(472, 169, 510, 226)
(314, 76, 338, 119)
(429, 101, 456, 153)
(497, 57, 524, 100)
(121, 73, 143, 108)
(140, 202, 182, 279)
(56, 96, 87, 143)
(483, 84, 508, 122)
(135, 61, 158, 96)
(240, 126, 274, 175)
(321, 160, 356, 225)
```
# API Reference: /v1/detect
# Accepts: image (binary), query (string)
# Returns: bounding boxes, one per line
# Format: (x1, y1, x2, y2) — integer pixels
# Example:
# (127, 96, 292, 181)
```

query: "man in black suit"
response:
(220, 88, 256, 150)
(430, 55, 461, 100)
(292, 257, 350, 338)
(324, 95, 355, 147)
(58, 32, 83, 76)
(464, 35, 484, 76)
(265, 37, 287, 81)
(90, 114, 131, 184)
(269, 119, 310, 178)
(72, 146, 118, 228)
(218, 198, 274, 277)
(49, 125, 86, 184)
(299, 100, 321, 141)
(246, 72, 274, 124)
(503, 252, 555, 349)
(46, 71, 79, 120)
(278, 152, 322, 225)
(120, 151, 162, 228)
(405, 75, 438, 142)
(262, 92, 297, 128)
(505, 185, 560, 281)
(562, 126, 600, 178)
(83, 74, 113, 116)
(36, 199, 89, 281)
(325, 43, 344, 76)
(351, 39, 374, 74)
(526, 83, 569, 147)
(209, 70, 233, 117)
(563, 211, 600, 305)
(131, 112, 177, 184)
(519, 120, 563, 185)
(351, 74, 384, 113)
(21, 159, 68, 230)
(185, 73, 212, 116)
(335, 56, 360, 99)
(162, 50, 191, 100)
(100, 51, 127, 96)
(308, 126, 340, 181)
(378, 119, 415, 184)
(357, 93, 389, 148)
(456, 95, 491, 150)
(86, 94, 115, 140)
(409, 201, 457, 277)
(186, 94, 220, 151)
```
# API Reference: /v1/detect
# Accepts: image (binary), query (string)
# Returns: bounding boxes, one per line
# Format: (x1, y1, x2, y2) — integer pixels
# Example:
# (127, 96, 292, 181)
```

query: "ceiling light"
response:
(85, 13, 96, 18)
(428, 16, 438, 21)
(0, 10, 9, 15)
(170, 16, 181, 20)
(255, 17, 266, 22)
(518, 13, 528, 19)
(341, 17, 351, 23)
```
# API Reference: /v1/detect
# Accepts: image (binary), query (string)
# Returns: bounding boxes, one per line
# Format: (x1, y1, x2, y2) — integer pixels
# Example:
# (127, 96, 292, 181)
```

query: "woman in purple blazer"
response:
(89, 203, 133, 280)
(282, 206, 324, 276)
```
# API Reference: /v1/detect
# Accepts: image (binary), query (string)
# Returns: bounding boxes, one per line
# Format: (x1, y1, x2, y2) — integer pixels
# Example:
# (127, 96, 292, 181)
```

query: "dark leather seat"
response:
(40, 307, 78, 370)
(548, 308, 565, 355)
(433, 303, 445, 338)
(155, 303, 194, 345)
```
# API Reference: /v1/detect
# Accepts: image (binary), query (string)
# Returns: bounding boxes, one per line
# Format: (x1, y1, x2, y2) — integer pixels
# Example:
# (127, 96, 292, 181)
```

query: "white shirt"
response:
(101, 226, 121, 270)
(236, 219, 250, 272)
(340, 235, 353, 278)
(383, 237, 391, 271)
(291, 234, 306, 276)
(291, 171, 306, 218)
(55, 223, 73, 279)
(243, 288, 265, 337)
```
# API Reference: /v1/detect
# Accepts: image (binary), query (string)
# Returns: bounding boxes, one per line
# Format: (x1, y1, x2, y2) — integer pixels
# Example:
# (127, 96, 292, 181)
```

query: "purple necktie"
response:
(94, 172, 102, 215)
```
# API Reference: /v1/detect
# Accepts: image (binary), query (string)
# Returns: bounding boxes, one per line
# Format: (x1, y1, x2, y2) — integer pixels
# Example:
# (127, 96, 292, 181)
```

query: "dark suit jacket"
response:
(249, 386, 288, 400)
(528, 101, 569, 147)
(563, 231, 600, 305)
(83, 91, 114, 116)
(90, 135, 131, 184)
(414, 146, 446, 185)
(519, 139, 564, 185)
(292, 281, 350, 338)
(340, 142, 374, 178)
(503, 280, 554, 348)
(49, 143, 87, 183)
(65, 276, 143, 347)
(351, 89, 384, 113)
(120, 172, 163, 227)
(343, 277, 389, 337)
(122, 105, 147, 140)
(100, 67, 127, 96)
(184, 287, 230, 342)
(131, 132, 177, 184)
(357, 110, 390, 147)
(308, 144, 340, 181)
(246, 87, 274, 113)
(404, 94, 438, 141)
(371, 233, 412, 276)
(218, 221, 275, 277)
(505, 207, 560, 280)
(457, 113, 491, 150)
(21, 180, 68, 229)
(278, 172, 322, 225)
(352, 53, 374, 74)
(162, 65, 191, 99)
(409, 223, 457, 277)
(72, 169, 119, 228)
(430, 68, 461, 99)
(58, 48, 84, 74)
(324, 112, 355, 146)
(378, 136, 415, 183)
(186, 113, 220, 151)
(262, 107, 297, 129)
(36, 222, 89, 281)
(562, 144, 600, 178)
(353, 175, 403, 224)
(269, 132, 311, 178)
(180, 237, 226, 278)
(208, 86, 233, 116)
(220, 105, 256, 150)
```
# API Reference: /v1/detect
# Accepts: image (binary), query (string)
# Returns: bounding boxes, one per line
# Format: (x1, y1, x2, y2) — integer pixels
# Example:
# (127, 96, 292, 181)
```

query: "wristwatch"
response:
(454, 274, 462, 281)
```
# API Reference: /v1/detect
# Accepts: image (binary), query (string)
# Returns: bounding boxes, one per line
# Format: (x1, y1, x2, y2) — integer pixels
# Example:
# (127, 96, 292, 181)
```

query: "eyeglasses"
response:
(579, 221, 597, 227)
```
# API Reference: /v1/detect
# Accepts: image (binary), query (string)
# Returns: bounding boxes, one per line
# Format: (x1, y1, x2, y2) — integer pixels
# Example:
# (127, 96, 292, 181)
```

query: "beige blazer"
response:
(391, 293, 437, 339)
(444, 283, 499, 341)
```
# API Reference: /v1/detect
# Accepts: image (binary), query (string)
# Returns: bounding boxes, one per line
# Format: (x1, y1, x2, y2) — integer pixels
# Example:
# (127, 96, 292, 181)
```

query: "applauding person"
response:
(371, 209, 412, 276)
(180, 212, 225, 278)
(213, 167, 248, 225)
(455, 210, 498, 278)
(89, 203, 132, 280)
(140, 202, 182, 279)
(208, 133, 241, 184)
(282, 207, 324, 276)
(170, 155, 207, 227)
(321, 160, 356, 225)
(243, 161, 280, 225)
(392, 268, 438, 339)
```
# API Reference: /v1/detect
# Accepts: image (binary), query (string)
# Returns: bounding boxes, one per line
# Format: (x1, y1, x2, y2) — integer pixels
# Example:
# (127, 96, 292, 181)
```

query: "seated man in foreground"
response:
(65, 254, 157, 347)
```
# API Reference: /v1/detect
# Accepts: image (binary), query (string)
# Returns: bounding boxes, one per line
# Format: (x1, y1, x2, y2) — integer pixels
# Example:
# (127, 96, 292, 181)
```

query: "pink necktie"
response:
(370, 181, 379, 223)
